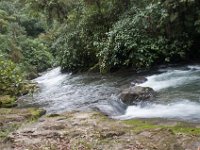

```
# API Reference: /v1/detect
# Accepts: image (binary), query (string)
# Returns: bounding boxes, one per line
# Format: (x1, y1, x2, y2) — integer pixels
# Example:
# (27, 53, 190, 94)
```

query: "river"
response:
(19, 65, 200, 122)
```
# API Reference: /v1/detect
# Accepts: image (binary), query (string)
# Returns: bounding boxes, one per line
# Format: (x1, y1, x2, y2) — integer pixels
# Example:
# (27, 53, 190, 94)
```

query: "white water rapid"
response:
(118, 65, 200, 121)
(19, 65, 200, 122)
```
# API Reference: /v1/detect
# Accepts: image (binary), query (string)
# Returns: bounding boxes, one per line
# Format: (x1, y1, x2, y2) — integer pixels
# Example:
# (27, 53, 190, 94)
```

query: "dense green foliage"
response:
(99, 1, 194, 72)
(0, 55, 22, 95)
(0, 0, 53, 95)
(27, 0, 199, 73)
(0, 0, 200, 94)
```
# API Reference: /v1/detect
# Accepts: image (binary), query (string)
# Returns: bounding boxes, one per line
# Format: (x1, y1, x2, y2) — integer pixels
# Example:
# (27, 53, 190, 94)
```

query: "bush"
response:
(98, 2, 192, 73)
(20, 38, 53, 72)
(0, 55, 23, 95)
(57, 0, 130, 72)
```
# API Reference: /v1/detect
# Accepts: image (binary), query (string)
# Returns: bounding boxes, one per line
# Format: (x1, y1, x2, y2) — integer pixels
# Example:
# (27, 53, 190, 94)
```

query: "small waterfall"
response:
(119, 65, 200, 121)
(20, 65, 200, 122)
(21, 67, 126, 115)
(34, 67, 69, 92)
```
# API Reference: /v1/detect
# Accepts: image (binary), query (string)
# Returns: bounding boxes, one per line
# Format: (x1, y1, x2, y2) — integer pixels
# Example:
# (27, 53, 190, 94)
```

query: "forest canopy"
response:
(22, 0, 200, 73)
(0, 0, 200, 93)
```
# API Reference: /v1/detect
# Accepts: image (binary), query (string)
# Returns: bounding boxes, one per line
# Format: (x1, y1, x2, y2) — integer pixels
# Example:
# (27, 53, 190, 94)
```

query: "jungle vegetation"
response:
(0, 0, 200, 94)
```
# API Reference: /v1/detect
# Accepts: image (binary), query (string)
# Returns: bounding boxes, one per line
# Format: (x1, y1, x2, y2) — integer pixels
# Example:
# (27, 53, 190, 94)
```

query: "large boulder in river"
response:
(120, 86, 155, 105)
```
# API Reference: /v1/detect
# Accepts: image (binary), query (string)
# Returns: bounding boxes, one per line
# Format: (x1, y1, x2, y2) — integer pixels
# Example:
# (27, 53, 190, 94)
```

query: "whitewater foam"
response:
(137, 65, 200, 91)
(20, 65, 200, 121)
(116, 100, 200, 121)
(122, 65, 200, 121)
(34, 67, 69, 88)
(188, 65, 200, 70)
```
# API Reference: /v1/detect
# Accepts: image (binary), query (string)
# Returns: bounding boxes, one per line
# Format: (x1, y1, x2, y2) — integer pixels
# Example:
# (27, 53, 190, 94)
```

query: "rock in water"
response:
(120, 86, 155, 105)
(131, 76, 147, 86)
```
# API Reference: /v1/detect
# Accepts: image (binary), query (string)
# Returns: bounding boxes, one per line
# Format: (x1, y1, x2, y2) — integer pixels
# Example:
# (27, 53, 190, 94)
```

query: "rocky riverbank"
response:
(1, 111, 200, 150)
(1, 65, 200, 149)
(0, 108, 45, 149)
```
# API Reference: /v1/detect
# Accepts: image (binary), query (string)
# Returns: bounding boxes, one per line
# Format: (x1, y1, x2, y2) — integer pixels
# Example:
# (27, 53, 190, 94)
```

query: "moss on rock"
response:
(0, 107, 46, 142)
(19, 82, 39, 95)
(123, 119, 200, 136)
(1, 111, 200, 149)
(0, 95, 17, 108)
(29, 108, 46, 119)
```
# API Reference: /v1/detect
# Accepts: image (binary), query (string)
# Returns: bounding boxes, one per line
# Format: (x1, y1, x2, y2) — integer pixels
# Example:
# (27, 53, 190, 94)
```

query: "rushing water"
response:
(19, 65, 200, 122)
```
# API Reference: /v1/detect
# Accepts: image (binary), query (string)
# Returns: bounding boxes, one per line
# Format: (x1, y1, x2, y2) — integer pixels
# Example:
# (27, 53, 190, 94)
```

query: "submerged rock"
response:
(120, 86, 155, 105)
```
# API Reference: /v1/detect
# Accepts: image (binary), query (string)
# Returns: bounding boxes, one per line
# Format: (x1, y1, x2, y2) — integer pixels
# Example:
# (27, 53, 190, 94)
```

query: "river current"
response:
(19, 65, 200, 122)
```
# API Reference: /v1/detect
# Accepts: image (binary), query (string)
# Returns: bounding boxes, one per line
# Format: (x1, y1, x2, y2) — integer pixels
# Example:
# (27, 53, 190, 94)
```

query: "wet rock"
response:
(131, 76, 147, 86)
(19, 82, 39, 95)
(27, 71, 39, 80)
(47, 114, 60, 118)
(120, 86, 155, 105)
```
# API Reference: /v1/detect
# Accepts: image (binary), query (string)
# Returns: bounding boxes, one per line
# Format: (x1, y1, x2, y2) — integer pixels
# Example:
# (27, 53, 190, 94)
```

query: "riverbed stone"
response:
(5, 111, 200, 150)
(0, 107, 46, 150)
(120, 86, 155, 105)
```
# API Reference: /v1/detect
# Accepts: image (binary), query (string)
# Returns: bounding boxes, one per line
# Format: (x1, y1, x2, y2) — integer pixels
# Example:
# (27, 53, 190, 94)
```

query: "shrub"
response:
(0, 55, 23, 95)
(98, 2, 192, 73)
(20, 38, 53, 72)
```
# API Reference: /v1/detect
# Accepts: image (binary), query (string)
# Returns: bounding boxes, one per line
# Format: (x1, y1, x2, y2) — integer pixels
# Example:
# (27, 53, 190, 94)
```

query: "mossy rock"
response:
(0, 107, 46, 142)
(19, 82, 39, 95)
(29, 108, 46, 118)
(6, 111, 200, 150)
(0, 95, 17, 108)
(123, 119, 200, 135)
(26, 71, 39, 80)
